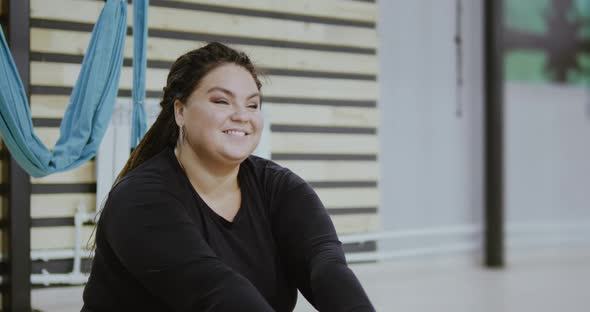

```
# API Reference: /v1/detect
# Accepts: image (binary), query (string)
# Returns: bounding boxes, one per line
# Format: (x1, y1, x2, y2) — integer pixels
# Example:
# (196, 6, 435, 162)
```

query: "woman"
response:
(82, 42, 374, 312)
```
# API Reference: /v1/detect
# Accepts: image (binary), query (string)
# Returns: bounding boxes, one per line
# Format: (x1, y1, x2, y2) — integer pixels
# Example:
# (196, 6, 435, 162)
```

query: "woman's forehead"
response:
(198, 64, 258, 95)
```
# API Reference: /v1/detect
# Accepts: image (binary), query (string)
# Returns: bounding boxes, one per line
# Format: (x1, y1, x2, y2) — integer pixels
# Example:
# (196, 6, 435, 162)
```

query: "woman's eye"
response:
(248, 103, 259, 109)
(213, 99, 229, 105)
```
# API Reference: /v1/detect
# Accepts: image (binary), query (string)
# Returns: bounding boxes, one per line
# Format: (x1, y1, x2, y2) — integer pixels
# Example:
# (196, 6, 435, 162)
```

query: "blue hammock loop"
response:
(0, 0, 149, 177)
(131, 0, 149, 149)
(0, 0, 127, 177)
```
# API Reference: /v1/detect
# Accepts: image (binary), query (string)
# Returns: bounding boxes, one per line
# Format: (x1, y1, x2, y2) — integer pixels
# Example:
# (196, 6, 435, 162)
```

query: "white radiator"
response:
(95, 99, 161, 211)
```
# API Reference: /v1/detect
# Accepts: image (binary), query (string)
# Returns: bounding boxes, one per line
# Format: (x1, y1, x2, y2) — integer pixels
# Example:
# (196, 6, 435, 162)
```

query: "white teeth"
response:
(225, 130, 246, 136)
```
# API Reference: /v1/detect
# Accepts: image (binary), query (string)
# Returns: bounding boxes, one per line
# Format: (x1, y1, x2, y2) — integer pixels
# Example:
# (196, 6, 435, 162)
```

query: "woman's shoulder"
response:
(102, 149, 190, 224)
(243, 155, 308, 195)
(244, 154, 288, 175)
(111, 148, 186, 200)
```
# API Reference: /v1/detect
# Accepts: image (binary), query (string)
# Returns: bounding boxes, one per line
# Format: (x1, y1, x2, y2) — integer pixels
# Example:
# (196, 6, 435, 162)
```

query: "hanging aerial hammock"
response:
(131, 0, 149, 149)
(0, 0, 149, 177)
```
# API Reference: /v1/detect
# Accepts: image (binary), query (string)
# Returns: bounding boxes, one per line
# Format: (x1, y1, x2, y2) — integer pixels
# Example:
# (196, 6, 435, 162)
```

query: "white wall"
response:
(377, 0, 590, 259)
(377, 0, 484, 255)
(505, 83, 590, 247)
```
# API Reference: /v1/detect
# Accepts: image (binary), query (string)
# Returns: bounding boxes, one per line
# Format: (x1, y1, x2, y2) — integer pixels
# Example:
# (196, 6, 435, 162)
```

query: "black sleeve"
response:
(102, 177, 274, 312)
(270, 172, 375, 312)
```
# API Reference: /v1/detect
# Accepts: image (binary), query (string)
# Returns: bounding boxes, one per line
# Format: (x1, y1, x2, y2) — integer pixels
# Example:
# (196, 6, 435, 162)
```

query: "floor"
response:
(32, 246, 590, 312)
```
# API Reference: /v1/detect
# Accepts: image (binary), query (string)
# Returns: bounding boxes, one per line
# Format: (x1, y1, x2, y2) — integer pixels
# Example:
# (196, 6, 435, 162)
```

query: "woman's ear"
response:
(174, 99, 185, 127)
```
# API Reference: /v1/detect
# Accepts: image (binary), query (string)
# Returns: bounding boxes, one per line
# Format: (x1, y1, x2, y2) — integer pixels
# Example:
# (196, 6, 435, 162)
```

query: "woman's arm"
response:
(103, 178, 274, 311)
(270, 174, 375, 312)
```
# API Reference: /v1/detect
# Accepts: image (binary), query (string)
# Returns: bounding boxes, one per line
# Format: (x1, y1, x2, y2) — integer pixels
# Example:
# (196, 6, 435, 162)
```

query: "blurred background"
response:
(0, 0, 589, 311)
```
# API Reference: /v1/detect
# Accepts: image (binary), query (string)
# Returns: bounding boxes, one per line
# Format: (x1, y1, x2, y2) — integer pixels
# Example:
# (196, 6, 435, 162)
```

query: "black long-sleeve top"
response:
(82, 147, 374, 311)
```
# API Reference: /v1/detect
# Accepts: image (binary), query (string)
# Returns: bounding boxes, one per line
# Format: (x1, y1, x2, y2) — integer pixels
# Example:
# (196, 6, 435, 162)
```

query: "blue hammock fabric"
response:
(131, 0, 149, 149)
(0, 0, 127, 177)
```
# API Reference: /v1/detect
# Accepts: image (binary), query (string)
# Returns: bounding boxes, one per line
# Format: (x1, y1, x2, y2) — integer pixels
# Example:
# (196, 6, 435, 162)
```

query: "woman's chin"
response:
(218, 149, 253, 163)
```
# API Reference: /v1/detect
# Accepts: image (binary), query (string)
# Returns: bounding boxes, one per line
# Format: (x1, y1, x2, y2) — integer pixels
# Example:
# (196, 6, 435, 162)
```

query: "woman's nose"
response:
(230, 107, 249, 122)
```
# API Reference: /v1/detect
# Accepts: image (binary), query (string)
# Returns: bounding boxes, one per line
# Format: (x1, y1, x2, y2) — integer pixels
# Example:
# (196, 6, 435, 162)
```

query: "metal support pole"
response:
(2, 0, 32, 310)
(483, 0, 505, 268)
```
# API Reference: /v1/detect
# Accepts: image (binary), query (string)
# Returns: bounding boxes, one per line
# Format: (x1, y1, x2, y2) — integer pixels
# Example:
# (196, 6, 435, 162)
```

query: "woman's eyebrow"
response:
(207, 87, 259, 100)
(247, 92, 261, 100)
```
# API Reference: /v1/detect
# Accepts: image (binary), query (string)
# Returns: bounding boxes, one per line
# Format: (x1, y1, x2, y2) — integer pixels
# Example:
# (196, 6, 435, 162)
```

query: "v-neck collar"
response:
(167, 147, 247, 228)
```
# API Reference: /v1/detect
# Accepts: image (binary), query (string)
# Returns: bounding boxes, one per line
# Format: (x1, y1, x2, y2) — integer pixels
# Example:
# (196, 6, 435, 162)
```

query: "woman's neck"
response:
(174, 145, 240, 199)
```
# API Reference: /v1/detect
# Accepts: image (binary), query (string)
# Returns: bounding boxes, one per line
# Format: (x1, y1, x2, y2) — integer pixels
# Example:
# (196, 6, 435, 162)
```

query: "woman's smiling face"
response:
(175, 63, 263, 164)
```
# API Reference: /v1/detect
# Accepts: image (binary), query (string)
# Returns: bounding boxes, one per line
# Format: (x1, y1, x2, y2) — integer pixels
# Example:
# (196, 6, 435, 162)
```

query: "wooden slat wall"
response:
(28, 0, 380, 273)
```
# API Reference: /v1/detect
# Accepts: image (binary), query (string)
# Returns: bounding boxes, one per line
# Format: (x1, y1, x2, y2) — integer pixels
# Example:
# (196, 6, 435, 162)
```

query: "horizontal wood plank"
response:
(276, 160, 378, 182)
(31, 62, 378, 101)
(170, 0, 377, 23)
(271, 133, 378, 154)
(257, 76, 378, 101)
(31, 194, 97, 218)
(266, 103, 378, 128)
(31, 225, 95, 250)
(30, 0, 377, 49)
(30, 161, 95, 184)
(31, 95, 71, 118)
(315, 187, 379, 208)
(332, 213, 380, 235)
(30, 28, 378, 74)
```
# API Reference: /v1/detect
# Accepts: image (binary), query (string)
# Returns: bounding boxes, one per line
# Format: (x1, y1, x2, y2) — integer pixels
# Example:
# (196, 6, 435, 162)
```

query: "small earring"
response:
(178, 125, 184, 143)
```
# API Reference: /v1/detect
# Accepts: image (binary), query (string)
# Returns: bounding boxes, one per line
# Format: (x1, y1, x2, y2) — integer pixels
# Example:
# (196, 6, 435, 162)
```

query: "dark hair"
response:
(116, 42, 262, 182)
